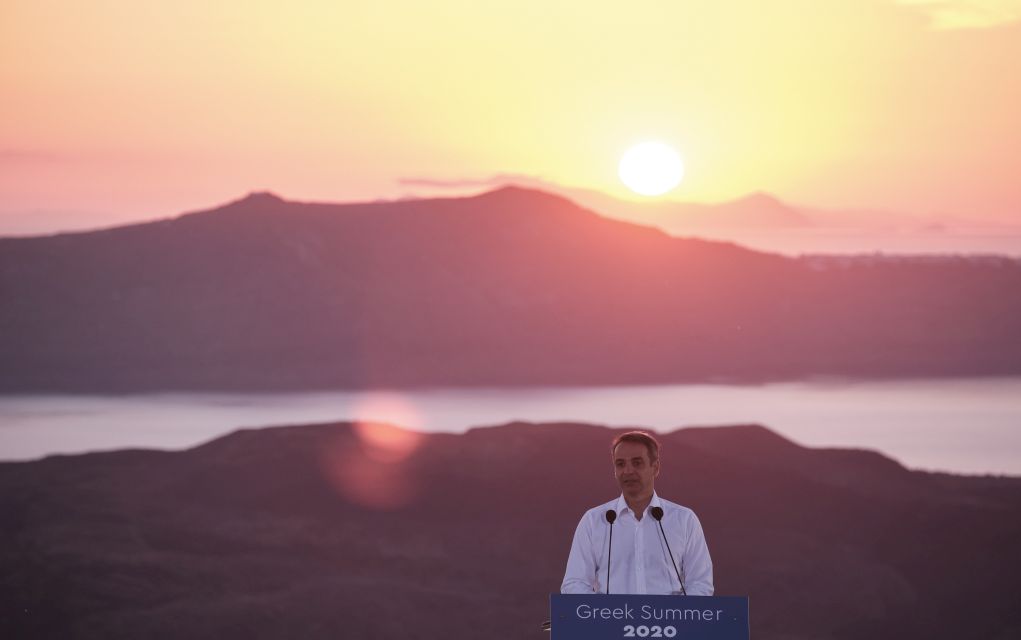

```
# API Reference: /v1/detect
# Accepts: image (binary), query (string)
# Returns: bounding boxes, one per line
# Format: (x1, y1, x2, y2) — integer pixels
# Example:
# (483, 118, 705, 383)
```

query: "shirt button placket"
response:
(635, 516, 645, 594)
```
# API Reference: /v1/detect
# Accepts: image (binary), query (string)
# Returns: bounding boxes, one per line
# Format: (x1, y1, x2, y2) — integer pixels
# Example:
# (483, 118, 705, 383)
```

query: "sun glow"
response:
(618, 142, 685, 197)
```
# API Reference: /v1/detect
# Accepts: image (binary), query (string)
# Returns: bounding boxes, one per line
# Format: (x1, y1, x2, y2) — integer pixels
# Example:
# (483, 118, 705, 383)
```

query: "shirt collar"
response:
(614, 491, 662, 518)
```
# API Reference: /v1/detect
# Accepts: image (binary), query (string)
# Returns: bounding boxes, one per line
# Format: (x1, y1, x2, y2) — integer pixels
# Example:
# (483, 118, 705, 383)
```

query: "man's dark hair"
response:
(610, 431, 660, 463)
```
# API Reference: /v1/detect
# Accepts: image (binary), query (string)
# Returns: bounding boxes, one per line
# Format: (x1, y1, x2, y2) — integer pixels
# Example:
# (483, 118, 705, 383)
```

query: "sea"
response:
(1, 376, 1019, 475)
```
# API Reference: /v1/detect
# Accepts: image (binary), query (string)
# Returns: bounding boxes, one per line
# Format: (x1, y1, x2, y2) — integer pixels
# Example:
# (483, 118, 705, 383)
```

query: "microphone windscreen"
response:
(605, 510, 617, 524)
(650, 506, 664, 521)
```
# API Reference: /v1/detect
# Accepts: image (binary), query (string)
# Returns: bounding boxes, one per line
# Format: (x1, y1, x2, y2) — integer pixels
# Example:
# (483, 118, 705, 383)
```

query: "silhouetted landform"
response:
(405, 177, 1021, 257)
(2, 186, 1020, 391)
(1, 421, 1018, 639)
(443, 175, 1019, 236)
(526, 181, 817, 231)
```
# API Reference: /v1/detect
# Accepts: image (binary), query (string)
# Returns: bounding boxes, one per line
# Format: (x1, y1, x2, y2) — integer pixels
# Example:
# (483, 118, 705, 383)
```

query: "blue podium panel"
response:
(550, 594, 749, 640)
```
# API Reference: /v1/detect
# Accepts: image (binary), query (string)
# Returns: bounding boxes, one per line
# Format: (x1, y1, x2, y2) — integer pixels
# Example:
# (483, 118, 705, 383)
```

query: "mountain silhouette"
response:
(427, 176, 1021, 255)
(1, 186, 1019, 391)
(559, 186, 812, 230)
(465, 178, 812, 231)
(0, 421, 1018, 639)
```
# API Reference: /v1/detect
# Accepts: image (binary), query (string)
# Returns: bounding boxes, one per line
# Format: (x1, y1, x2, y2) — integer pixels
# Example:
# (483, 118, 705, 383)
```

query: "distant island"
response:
(1, 420, 1018, 639)
(2, 186, 1020, 392)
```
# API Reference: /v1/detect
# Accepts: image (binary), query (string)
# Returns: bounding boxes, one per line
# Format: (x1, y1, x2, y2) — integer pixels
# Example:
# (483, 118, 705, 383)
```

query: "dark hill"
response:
(1, 187, 1019, 391)
(0, 421, 1018, 639)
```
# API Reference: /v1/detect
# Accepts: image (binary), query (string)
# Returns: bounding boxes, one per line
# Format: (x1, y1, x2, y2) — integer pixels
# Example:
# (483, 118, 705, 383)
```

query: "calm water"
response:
(1, 377, 1019, 475)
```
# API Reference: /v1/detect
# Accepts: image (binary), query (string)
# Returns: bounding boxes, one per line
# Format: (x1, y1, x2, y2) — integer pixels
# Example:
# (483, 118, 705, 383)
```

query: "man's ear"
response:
(653, 459, 661, 478)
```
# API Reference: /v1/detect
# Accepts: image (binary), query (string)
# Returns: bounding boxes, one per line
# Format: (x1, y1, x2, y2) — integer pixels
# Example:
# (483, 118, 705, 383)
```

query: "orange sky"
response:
(1, 1, 1020, 231)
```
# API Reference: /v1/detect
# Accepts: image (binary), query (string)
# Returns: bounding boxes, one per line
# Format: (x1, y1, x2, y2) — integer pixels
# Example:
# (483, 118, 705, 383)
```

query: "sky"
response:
(2, 0, 1020, 234)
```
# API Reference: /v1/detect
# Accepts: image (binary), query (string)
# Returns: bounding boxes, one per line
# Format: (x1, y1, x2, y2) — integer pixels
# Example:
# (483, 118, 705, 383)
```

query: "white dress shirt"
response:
(561, 492, 714, 596)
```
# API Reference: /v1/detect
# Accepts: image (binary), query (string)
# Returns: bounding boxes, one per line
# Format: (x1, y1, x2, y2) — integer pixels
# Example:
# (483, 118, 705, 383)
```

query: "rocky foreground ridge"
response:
(1, 421, 1020, 639)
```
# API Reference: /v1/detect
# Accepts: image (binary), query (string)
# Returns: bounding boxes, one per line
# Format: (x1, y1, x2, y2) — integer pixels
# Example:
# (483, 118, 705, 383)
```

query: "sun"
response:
(618, 142, 685, 196)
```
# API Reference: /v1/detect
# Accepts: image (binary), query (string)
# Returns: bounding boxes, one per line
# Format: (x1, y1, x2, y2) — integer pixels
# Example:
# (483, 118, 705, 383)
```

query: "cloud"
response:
(896, 0, 1021, 29)
(397, 176, 503, 189)
(398, 173, 554, 191)
(0, 149, 65, 163)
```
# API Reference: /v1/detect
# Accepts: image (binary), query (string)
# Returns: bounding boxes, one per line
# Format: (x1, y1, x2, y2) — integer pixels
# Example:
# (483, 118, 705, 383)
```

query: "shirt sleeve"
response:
(561, 513, 599, 594)
(681, 513, 714, 596)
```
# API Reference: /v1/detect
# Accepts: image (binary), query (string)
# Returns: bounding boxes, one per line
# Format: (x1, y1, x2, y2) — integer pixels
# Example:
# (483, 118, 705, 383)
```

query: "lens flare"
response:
(320, 394, 425, 510)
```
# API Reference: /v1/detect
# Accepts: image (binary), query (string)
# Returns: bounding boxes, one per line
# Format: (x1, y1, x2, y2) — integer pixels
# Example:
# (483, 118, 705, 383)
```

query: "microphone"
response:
(605, 510, 617, 594)
(650, 506, 686, 595)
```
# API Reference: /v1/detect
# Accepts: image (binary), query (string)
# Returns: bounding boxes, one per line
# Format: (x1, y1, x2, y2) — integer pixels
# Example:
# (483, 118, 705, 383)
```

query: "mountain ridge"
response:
(1, 420, 1018, 639)
(1, 187, 1019, 391)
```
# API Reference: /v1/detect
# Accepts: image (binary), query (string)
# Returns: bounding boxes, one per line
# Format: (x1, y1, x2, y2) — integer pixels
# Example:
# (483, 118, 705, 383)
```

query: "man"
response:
(561, 431, 713, 595)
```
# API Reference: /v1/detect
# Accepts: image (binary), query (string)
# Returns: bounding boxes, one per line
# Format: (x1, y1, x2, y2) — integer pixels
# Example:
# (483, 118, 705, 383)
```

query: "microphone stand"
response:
(545, 509, 619, 632)
(605, 510, 617, 594)
(650, 506, 685, 595)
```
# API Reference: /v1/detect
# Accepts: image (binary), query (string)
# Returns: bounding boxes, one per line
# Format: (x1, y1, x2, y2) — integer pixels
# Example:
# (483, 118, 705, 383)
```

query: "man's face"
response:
(613, 440, 659, 499)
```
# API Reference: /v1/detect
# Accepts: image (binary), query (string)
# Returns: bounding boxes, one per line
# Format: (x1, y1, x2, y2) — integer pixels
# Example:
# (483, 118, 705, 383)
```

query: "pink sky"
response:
(2, 1, 1020, 236)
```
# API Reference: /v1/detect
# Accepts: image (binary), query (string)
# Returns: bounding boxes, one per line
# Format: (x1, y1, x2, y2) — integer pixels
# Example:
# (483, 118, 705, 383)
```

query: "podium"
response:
(548, 594, 749, 639)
